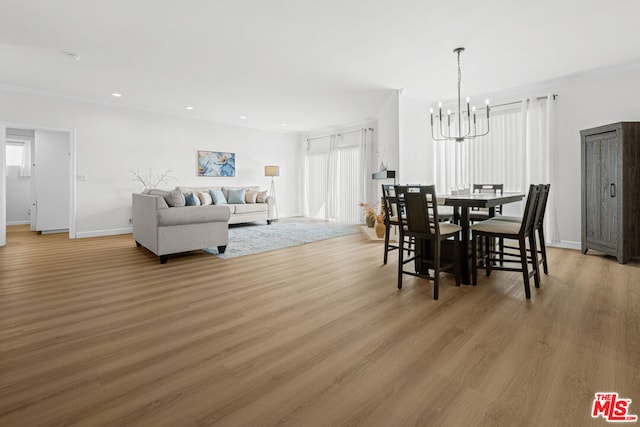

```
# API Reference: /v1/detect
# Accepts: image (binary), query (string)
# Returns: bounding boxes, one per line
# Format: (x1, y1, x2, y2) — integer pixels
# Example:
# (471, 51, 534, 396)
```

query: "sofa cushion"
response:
(184, 193, 201, 206)
(210, 188, 227, 205)
(145, 188, 186, 207)
(197, 191, 213, 205)
(156, 205, 231, 226)
(245, 190, 258, 203)
(234, 203, 268, 214)
(227, 188, 246, 204)
(256, 190, 268, 203)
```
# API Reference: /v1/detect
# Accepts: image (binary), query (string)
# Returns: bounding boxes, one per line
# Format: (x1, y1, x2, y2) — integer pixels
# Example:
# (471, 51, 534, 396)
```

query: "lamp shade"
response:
(264, 165, 280, 177)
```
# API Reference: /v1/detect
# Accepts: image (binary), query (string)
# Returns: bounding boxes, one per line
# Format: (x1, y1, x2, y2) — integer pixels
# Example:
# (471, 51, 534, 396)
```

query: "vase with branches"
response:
(359, 201, 385, 227)
(129, 168, 175, 190)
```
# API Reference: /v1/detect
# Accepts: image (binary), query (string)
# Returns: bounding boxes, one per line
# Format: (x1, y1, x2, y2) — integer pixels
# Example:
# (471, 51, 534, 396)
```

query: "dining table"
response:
(437, 192, 525, 284)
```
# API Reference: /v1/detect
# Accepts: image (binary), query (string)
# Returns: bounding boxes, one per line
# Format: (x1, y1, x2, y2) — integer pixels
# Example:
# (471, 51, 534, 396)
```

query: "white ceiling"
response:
(1, 0, 640, 133)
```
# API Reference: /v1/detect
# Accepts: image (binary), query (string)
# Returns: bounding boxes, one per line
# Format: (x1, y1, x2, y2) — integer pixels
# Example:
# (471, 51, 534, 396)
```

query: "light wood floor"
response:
(1, 224, 639, 426)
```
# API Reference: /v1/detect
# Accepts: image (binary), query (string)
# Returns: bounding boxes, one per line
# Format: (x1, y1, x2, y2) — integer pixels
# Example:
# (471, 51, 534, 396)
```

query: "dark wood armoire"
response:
(581, 122, 640, 264)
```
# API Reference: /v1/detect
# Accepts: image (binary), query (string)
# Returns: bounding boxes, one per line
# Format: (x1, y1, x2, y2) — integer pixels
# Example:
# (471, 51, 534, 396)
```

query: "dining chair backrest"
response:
(533, 184, 550, 230)
(519, 184, 541, 237)
(395, 185, 440, 239)
(381, 184, 397, 223)
(473, 184, 504, 214)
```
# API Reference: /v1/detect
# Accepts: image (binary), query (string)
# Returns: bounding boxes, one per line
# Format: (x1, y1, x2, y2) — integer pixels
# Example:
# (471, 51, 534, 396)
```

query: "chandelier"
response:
(430, 47, 490, 143)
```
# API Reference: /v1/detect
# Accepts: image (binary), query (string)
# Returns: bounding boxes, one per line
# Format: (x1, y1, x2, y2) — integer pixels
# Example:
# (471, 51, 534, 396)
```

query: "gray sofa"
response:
(132, 186, 275, 263)
(132, 193, 230, 263)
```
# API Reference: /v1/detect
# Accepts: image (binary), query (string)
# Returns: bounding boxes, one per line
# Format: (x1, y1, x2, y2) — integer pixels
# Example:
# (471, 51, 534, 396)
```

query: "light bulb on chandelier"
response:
(430, 47, 491, 143)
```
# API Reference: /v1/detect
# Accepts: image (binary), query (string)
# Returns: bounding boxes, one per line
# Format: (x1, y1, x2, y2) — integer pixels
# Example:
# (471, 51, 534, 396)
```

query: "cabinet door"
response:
(584, 131, 618, 249)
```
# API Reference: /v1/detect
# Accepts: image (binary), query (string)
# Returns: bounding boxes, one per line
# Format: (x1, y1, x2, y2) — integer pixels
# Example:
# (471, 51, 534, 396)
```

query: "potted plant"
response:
(359, 202, 377, 227)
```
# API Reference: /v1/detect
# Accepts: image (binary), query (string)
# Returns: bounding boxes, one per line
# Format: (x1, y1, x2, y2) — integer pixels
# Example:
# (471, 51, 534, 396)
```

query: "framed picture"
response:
(198, 150, 236, 177)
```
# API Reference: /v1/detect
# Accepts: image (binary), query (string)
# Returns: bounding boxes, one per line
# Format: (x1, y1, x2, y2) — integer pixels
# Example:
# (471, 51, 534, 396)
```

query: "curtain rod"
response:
(445, 93, 558, 115)
(491, 93, 558, 109)
(306, 127, 374, 142)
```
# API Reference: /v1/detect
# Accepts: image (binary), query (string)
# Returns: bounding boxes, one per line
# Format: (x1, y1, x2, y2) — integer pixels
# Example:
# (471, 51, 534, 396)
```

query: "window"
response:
(6, 143, 24, 166)
(434, 95, 557, 242)
(304, 129, 372, 223)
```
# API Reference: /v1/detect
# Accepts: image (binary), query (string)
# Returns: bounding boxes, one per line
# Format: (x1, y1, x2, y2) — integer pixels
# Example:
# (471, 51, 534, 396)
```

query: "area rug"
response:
(203, 220, 359, 259)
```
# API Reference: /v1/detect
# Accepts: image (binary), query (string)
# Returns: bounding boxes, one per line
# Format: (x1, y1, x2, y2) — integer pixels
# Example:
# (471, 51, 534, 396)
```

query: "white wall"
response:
(375, 91, 399, 173)
(399, 90, 433, 185)
(548, 63, 640, 246)
(373, 90, 400, 201)
(6, 166, 30, 223)
(0, 88, 301, 239)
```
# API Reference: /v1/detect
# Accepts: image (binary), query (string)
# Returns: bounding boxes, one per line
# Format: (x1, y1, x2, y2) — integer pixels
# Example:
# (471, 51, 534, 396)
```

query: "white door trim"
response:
(1, 122, 77, 246)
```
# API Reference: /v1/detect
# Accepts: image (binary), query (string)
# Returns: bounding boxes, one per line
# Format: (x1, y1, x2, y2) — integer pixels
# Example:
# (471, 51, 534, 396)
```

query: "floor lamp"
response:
(264, 165, 279, 221)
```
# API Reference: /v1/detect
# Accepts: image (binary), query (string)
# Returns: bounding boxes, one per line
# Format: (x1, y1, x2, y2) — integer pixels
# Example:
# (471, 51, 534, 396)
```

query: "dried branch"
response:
(129, 168, 176, 189)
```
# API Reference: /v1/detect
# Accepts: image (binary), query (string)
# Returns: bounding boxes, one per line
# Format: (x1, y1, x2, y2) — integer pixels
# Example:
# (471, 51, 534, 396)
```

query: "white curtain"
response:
(20, 142, 32, 177)
(434, 95, 558, 242)
(305, 128, 371, 223)
(326, 134, 339, 220)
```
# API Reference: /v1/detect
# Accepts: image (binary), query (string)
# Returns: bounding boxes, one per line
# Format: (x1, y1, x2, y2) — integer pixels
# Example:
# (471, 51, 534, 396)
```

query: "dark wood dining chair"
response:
(494, 184, 550, 274)
(470, 184, 541, 299)
(469, 184, 504, 222)
(395, 185, 461, 300)
(381, 184, 400, 264)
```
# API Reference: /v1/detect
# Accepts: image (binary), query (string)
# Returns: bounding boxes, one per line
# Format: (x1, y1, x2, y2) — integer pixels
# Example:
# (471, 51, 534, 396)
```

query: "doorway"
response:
(1, 124, 76, 246)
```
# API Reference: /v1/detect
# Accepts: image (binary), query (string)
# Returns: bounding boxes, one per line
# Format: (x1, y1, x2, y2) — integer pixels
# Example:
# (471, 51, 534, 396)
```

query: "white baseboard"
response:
(7, 220, 30, 225)
(548, 240, 581, 250)
(76, 227, 132, 238)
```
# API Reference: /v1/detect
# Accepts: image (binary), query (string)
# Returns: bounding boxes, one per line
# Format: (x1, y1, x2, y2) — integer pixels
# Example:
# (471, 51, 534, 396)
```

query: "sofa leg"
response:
(267, 220, 272, 225)
(217, 245, 227, 254)
(160, 255, 168, 264)
(135, 241, 142, 247)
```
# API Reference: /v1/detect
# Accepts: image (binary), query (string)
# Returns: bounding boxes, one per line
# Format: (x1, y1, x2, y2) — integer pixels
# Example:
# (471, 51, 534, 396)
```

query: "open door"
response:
(33, 129, 71, 233)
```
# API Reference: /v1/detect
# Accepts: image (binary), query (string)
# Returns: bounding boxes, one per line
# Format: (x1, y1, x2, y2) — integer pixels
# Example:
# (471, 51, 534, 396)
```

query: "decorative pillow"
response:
(145, 188, 185, 207)
(184, 193, 201, 206)
(227, 188, 246, 204)
(245, 190, 258, 203)
(210, 188, 227, 205)
(166, 189, 185, 207)
(197, 191, 213, 205)
(256, 190, 268, 203)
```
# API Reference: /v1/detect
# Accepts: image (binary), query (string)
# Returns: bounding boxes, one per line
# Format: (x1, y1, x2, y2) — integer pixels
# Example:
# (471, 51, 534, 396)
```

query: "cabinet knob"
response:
(610, 183, 616, 197)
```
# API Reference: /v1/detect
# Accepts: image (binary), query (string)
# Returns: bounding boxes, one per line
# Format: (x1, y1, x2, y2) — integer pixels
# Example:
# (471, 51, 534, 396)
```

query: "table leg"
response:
(459, 207, 471, 285)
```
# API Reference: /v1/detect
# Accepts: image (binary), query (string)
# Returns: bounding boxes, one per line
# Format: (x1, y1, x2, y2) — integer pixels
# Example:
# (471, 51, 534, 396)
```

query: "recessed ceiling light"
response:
(185, 106, 194, 111)
(240, 116, 247, 120)
(281, 123, 287, 127)
(111, 92, 122, 98)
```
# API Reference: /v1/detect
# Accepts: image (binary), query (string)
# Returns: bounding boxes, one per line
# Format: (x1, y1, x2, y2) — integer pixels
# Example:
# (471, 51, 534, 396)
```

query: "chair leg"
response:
(519, 238, 531, 299)
(529, 234, 540, 289)
(454, 236, 461, 287)
(383, 223, 391, 265)
(484, 236, 492, 276)
(538, 227, 548, 274)
(397, 236, 404, 289)
(471, 232, 478, 286)
(499, 237, 504, 266)
(433, 240, 440, 300)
